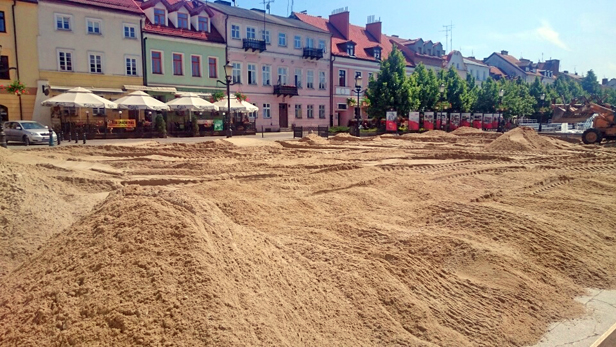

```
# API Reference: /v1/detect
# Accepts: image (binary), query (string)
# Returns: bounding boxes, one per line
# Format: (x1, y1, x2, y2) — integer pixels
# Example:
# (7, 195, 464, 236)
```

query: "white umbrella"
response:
(114, 91, 170, 111)
(41, 87, 117, 108)
(213, 96, 251, 112)
(166, 93, 218, 111)
(239, 100, 259, 112)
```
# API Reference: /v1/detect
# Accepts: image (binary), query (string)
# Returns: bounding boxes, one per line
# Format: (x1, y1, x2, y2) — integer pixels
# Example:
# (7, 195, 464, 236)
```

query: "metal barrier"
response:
(293, 126, 303, 138)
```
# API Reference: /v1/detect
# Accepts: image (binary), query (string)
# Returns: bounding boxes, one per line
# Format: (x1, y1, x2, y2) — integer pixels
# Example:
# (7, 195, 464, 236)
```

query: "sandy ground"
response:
(0, 128, 615, 346)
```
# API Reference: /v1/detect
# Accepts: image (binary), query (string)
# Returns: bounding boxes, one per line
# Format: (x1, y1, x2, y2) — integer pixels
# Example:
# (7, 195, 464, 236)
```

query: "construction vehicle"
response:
(551, 98, 616, 144)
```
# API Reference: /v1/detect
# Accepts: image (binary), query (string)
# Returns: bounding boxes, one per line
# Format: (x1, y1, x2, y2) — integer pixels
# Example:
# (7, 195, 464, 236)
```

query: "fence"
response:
(292, 126, 329, 139)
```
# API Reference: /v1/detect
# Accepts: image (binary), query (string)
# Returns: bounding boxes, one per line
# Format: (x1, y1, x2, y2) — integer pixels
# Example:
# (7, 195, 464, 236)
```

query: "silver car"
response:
(3, 121, 57, 146)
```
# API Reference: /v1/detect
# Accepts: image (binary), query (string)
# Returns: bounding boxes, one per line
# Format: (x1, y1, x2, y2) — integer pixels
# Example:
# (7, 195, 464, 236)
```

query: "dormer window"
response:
(178, 13, 189, 29)
(525, 66, 529, 72)
(347, 42, 355, 57)
(198, 16, 208, 32)
(374, 47, 381, 60)
(154, 9, 166, 25)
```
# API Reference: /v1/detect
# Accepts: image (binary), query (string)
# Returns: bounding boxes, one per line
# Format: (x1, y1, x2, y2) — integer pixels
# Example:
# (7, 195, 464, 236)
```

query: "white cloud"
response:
(536, 21, 570, 51)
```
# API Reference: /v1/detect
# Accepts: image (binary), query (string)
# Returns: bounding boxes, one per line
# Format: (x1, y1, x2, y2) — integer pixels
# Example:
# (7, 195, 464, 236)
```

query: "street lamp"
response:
(217, 62, 235, 138)
(497, 89, 505, 132)
(438, 83, 445, 130)
(539, 93, 545, 132)
(354, 74, 364, 136)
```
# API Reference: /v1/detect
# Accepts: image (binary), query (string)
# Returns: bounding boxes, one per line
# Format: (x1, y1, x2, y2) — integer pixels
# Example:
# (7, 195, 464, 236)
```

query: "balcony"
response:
(303, 47, 324, 60)
(243, 38, 266, 52)
(273, 85, 298, 97)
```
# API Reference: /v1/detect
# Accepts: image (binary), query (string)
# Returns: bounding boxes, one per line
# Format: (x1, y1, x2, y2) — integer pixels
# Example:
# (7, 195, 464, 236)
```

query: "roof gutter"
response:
(12, 0, 23, 120)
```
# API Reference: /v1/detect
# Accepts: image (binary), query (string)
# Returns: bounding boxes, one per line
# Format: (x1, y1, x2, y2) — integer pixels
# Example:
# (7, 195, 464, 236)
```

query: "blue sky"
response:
(233, 0, 616, 79)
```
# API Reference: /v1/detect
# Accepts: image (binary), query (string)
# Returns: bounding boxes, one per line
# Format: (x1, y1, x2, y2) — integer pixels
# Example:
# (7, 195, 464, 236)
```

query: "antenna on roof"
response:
(440, 21, 454, 53)
(260, 0, 273, 14)
(367, 15, 375, 24)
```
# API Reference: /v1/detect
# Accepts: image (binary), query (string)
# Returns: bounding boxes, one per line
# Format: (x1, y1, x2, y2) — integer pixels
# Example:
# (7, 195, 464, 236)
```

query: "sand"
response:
(486, 127, 557, 152)
(1, 129, 615, 346)
(452, 127, 485, 135)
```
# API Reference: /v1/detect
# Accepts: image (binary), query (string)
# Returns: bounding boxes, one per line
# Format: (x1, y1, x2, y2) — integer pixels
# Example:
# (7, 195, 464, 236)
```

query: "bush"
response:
(328, 126, 350, 133)
(155, 114, 166, 136)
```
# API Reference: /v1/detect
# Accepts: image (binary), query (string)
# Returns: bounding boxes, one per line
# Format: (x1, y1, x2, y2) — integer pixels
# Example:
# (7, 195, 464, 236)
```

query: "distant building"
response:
(388, 35, 444, 72)
(602, 78, 616, 90)
(463, 57, 490, 85)
(484, 50, 557, 84)
(445, 50, 467, 79)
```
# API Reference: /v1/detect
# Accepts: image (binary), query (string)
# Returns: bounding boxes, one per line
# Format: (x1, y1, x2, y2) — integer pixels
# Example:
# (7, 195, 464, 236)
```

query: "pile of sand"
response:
(486, 127, 556, 152)
(452, 127, 485, 135)
(418, 130, 458, 138)
(299, 133, 329, 145)
(329, 133, 369, 142)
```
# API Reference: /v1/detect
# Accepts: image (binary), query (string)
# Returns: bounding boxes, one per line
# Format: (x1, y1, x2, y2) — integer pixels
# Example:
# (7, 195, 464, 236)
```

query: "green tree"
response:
(553, 75, 573, 103)
(581, 70, 601, 96)
(444, 66, 469, 111)
(529, 77, 547, 114)
(465, 73, 479, 111)
(501, 78, 536, 118)
(476, 77, 500, 112)
(366, 45, 415, 118)
(411, 63, 439, 111)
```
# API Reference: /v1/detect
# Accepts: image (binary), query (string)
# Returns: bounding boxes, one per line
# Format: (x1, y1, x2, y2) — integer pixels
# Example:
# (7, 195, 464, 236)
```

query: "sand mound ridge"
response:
(452, 127, 485, 135)
(418, 130, 457, 138)
(298, 133, 329, 145)
(486, 127, 556, 152)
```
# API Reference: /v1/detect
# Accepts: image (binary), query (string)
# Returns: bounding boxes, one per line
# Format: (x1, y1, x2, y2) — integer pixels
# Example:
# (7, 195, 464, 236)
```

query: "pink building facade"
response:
(209, 1, 331, 130)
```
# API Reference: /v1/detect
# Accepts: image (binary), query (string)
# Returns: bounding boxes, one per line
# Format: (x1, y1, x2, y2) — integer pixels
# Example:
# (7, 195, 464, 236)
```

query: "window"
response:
(338, 70, 346, 87)
(294, 68, 302, 88)
(154, 9, 166, 25)
(277, 67, 287, 85)
(278, 33, 287, 46)
(198, 17, 208, 32)
(58, 51, 73, 71)
(294, 104, 302, 118)
(126, 57, 137, 76)
(0, 56, 9, 79)
(89, 53, 103, 73)
(178, 13, 189, 29)
(319, 71, 326, 89)
(306, 70, 314, 89)
(307, 105, 314, 119)
(263, 103, 271, 118)
(319, 105, 325, 119)
(294, 35, 301, 49)
(152, 51, 162, 74)
(368, 72, 374, 80)
(262, 30, 270, 44)
(262, 65, 271, 86)
(208, 57, 217, 78)
(347, 43, 355, 57)
(374, 48, 381, 60)
(231, 25, 240, 39)
(318, 40, 326, 52)
(55, 14, 71, 31)
(191, 55, 201, 77)
(248, 64, 257, 85)
(123, 24, 136, 38)
(173, 53, 183, 75)
(232, 62, 241, 83)
(86, 19, 101, 34)
(306, 37, 314, 48)
(0, 12, 5, 33)
(246, 27, 256, 39)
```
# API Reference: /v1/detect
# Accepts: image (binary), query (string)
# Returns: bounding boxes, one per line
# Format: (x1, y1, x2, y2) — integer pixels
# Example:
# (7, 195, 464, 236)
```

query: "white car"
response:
(3, 121, 57, 146)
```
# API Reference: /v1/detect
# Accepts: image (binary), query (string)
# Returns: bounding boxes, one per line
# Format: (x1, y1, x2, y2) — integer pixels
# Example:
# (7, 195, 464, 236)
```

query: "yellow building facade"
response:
(0, 0, 39, 122)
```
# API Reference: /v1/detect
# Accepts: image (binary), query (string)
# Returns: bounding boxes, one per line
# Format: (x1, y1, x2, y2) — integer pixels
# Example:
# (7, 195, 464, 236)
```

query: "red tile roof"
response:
(489, 66, 506, 77)
(144, 21, 225, 43)
(388, 35, 443, 68)
(294, 12, 402, 64)
(58, 0, 143, 14)
(496, 53, 520, 66)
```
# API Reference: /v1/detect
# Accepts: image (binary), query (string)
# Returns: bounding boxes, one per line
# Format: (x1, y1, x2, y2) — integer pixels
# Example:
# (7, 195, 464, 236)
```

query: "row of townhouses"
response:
(1, 0, 566, 130)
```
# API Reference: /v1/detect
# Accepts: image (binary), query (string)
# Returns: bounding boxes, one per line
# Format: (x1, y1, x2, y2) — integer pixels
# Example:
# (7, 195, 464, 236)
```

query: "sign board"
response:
(408, 112, 420, 131)
(472, 113, 483, 129)
(461, 113, 471, 127)
(492, 113, 500, 129)
(450, 113, 461, 130)
(213, 119, 224, 131)
(484, 114, 493, 129)
(423, 112, 434, 130)
(386, 111, 397, 131)
(108, 119, 136, 128)
(435, 112, 443, 129)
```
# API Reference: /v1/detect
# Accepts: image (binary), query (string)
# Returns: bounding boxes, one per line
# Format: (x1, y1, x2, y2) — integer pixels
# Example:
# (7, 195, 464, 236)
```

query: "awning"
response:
(176, 91, 212, 98)
(124, 85, 177, 93)
(50, 85, 124, 94)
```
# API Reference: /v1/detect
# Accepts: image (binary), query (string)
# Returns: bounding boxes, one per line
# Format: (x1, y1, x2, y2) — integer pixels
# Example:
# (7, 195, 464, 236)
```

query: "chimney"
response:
(603, 78, 608, 85)
(468, 56, 475, 59)
(391, 34, 399, 38)
(366, 20, 382, 43)
(329, 10, 350, 40)
(501, 50, 508, 55)
(564, 70, 569, 74)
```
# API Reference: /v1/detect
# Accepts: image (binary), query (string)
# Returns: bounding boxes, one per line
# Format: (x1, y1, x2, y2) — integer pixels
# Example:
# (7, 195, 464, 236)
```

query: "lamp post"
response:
(438, 83, 445, 130)
(497, 89, 505, 132)
(217, 63, 235, 138)
(538, 93, 545, 132)
(354, 74, 364, 136)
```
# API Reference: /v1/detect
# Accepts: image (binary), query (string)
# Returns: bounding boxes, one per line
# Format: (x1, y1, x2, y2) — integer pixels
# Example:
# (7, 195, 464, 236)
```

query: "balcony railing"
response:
(303, 47, 324, 60)
(243, 38, 266, 52)
(273, 85, 298, 97)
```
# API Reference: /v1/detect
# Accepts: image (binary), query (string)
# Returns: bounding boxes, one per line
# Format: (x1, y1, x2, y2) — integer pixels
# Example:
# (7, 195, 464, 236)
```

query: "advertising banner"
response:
(492, 113, 500, 129)
(435, 112, 443, 129)
(386, 111, 397, 131)
(408, 112, 420, 131)
(213, 119, 224, 131)
(108, 119, 136, 128)
(423, 112, 434, 130)
(484, 114, 493, 129)
(472, 113, 483, 129)
(450, 113, 461, 130)
(461, 113, 471, 127)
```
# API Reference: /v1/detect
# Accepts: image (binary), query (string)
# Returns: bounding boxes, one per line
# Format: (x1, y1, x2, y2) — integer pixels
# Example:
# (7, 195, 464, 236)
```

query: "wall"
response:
(145, 35, 226, 92)
(332, 56, 381, 126)
(0, 0, 39, 121)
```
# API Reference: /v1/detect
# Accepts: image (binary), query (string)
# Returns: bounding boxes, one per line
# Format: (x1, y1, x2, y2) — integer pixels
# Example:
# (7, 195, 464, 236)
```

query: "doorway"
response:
(0, 105, 7, 122)
(279, 103, 288, 128)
